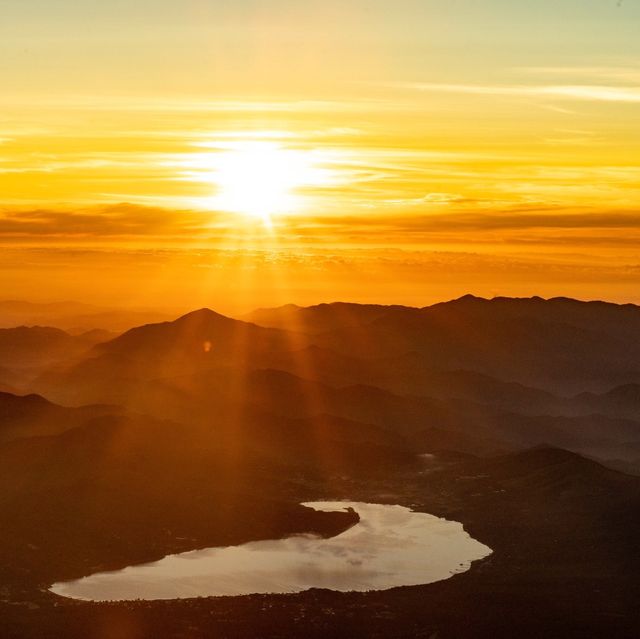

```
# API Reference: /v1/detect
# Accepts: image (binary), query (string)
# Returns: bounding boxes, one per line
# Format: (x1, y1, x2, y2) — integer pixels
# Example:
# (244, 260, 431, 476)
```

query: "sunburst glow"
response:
(184, 139, 336, 224)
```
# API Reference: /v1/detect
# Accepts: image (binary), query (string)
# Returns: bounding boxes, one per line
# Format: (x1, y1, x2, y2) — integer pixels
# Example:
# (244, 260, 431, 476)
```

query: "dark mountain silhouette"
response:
(97, 308, 294, 367)
(571, 383, 640, 420)
(4, 442, 640, 639)
(32, 309, 298, 405)
(428, 295, 640, 342)
(2, 296, 640, 638)
(0, 324, 113, 389)
(261, 346, 561, 413)
(0, 326, 104, 368)
(38, 295, 640, 404)
(308, 299, 640, 394)
(241, 296, 640, 396)
(469, 445, 635, 488)
(0, 326, 114, 400)
(34, 361, 640, 471)
(22, 298, 640, 472)
(248, 295, 640, 338)
(243, 302, 408, 333)
(0, 405, 396, 591)
(0, 391, 120, 444)
(0, 325, 68, 372)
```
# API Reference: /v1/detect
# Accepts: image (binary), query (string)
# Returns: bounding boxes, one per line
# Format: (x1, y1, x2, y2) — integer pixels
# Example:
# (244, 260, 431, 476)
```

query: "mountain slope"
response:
(0, 391, 121, 444)
(244, 302, 409, 333)
(0, 405, 397, 592)
(0, 325, 107, 369)
(33, 309, 297, 405)
(308, 297, 640, 393)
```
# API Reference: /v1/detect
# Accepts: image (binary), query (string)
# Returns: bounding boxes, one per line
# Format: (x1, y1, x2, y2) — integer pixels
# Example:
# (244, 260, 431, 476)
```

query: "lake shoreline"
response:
(50, 501, 491, 602)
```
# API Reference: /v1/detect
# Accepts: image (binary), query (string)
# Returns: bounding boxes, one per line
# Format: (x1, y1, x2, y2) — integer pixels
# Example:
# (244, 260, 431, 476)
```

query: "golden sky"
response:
(1, 1, 639, 308)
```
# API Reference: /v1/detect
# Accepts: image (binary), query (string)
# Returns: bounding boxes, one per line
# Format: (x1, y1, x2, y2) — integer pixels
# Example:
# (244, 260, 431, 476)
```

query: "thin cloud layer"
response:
(392, 82, 640, 103)
(1, 204, 639, 254)
(0, 205, 209, 239)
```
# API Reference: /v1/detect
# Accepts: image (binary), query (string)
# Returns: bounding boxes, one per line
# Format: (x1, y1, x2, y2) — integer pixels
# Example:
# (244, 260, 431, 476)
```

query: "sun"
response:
(185, 139, 333, 225)
(212, 142, 306, 223)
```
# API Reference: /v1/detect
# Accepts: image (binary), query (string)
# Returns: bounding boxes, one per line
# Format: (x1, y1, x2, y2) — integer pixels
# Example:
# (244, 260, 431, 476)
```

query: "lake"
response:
(50, 501, 492, 601)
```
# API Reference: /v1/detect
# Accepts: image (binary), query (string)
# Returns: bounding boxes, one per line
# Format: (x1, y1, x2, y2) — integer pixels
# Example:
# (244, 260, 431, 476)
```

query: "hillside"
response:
(2, 296, 640, 638)
(0, 391, 120, 443)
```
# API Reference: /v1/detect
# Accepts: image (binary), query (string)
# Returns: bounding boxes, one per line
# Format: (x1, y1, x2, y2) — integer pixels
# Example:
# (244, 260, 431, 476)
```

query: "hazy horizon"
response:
(1, 245, 639, 315)
(3, 287, 640, 314)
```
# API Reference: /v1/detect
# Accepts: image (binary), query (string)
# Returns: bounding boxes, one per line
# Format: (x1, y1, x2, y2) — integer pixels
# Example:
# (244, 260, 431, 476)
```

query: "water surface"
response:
(51, 501, 491, 601)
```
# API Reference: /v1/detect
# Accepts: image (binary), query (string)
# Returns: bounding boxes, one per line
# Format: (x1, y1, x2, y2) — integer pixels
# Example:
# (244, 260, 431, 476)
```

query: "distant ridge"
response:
(0, 299, 174, 332)
(99, 306, 280, 355)
(0, 390, 121, 443)
(428, 294, 640, 309)
(21, 294, 640, 473)
(243, 301, 409, 333)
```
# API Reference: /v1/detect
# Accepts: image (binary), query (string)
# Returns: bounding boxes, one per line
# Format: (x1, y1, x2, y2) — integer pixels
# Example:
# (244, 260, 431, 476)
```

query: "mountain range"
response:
(6, 295, 636, 473)
(1, 295, 640, 638)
